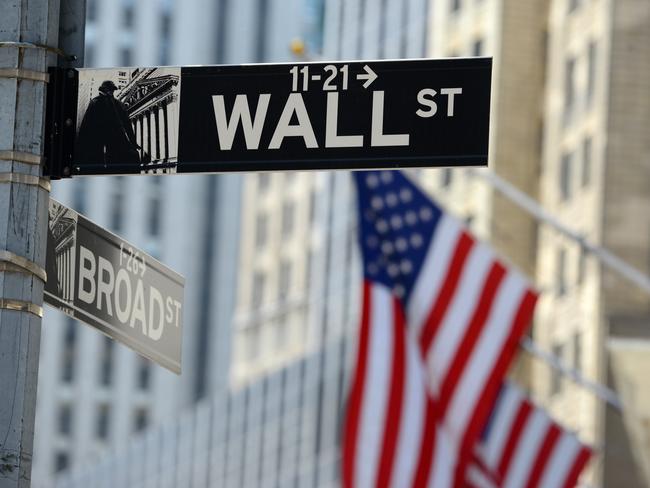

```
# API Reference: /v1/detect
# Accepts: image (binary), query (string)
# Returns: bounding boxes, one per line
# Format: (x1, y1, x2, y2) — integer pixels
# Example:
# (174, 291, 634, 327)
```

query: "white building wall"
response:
(32, 0, 249, 484)
(44, 0, 429, 486)
(52, 339, 347, 488)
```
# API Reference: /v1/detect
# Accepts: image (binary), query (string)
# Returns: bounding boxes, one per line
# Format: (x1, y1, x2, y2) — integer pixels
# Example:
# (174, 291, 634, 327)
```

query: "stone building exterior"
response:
(425, 0, 547, 276)
(421, 0, 650, 486)
(535, 0, 650, 486)
(422, 0, 548, 392)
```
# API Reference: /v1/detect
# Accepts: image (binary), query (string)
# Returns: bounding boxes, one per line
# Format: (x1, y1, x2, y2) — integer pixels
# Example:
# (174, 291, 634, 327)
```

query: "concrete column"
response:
(57, 253, 63, 297)
(138, 115, 144, 156)
(0, 0, 59, 485)
(154, 106, 161, 161)
(146, 111, 152, 158)
(62, 250, 67, 301)
(162, 102, 169, 161)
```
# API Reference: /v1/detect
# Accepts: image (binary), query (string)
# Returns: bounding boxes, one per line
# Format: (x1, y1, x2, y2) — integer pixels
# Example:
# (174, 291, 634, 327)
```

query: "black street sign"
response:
(44, 199, 185, 373)
(45, 58, 491, 177)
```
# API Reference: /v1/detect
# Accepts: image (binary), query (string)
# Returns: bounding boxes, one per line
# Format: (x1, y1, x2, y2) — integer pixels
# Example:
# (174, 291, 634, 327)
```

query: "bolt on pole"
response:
(0, 0, 62, 485)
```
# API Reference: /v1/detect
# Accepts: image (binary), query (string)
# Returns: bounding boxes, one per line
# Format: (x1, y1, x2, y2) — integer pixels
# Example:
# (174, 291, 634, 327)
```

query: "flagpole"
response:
(520, 337, 622, 411)
(241, 170, 627, 412)
(466, 168, 650, 295)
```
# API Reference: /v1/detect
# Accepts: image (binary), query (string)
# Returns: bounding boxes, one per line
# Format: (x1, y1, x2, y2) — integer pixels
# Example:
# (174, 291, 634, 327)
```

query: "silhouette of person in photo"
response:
(75, 80, 141, 165)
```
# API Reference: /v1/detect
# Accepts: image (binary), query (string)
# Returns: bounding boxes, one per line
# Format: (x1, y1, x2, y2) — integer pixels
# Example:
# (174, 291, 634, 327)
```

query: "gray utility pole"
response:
(0, 0, 65, 485)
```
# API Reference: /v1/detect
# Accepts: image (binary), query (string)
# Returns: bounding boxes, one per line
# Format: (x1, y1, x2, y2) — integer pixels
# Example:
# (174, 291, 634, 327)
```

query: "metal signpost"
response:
(45, 58, 492, 177)
(44, 199, 185, 373)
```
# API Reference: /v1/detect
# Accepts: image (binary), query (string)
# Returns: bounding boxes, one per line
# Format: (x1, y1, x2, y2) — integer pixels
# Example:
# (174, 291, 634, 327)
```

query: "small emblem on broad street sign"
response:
(44, 199, 185, 373)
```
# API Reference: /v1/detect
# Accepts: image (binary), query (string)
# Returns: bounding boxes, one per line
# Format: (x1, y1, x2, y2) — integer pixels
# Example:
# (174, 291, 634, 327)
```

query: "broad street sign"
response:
(45, 58, 491, 177)
(44, 199, 185, 373)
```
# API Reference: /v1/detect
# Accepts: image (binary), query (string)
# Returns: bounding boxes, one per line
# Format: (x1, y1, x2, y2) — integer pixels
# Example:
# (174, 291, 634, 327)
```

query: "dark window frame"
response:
(560, 151, 573, 201)
(96, 403, 111, 440)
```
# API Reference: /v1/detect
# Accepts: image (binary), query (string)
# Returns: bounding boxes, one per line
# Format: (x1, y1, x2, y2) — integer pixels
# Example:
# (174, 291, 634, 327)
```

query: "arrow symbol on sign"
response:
(356, 65, 377, 89)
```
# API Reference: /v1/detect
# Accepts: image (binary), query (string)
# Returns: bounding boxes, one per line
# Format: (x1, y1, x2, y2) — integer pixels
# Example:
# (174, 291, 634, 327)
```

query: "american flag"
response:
(343, 169, 540, 487)
(467, 382, 593, 488)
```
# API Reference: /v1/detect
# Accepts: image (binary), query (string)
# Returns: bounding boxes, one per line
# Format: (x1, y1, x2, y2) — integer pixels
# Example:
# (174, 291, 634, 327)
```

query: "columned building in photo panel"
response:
(118, 68, 181, 171)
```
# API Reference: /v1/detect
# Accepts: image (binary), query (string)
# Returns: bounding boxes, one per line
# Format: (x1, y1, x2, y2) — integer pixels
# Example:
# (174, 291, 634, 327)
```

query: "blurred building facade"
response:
(32, 0, 307, 484)
(424, 0, 545, 278)
(421, 0, 547, 406)
(534, 0, 650, 487)
(231, 0, 431, 388)
(42, 0, 650, 487)
(424, 0, 650, 486)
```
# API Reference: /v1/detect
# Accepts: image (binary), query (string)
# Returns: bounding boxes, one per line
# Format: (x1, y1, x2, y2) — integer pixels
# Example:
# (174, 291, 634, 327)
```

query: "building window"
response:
(581, 137, 592, 187)
(560, 152, 573, 201)
(308, 189, 317, 225)
(96, 404, 110, 440)
(55, 451, 69, 473)
(586, 41, 597, 106)
(258, 173, 271, 192)
(84, 44, 95, 67)
(99, 337, 114, 386)
(472, 39, 484, 57)
(137, 359, 151, 390)
(110, 177, 124, 232)
(255, 213, 268, 249)
(123, 5, 134, 29)
(572, 332, 582, 372)
(550, 344, 564, 395)
(148, 178, 162, 237)
(564, 57, 576, 123)
(73, 181, 87, 214)
(161, 10, 172, 38)
(252, 272, 266, 309)
(87, 0, 97, 22)
(120, 48, 132, 66)
(133, 408, 149, 432)
(278, 260, 291, 300)
(61, 318, 77, 383)
(275, 320, 288, 349)
(577, 247, 586, 284)
(159, 12, 172, 65)
(245, 326, 260, 360)
(441, 168, 453, 188)
(58, 404, 72, 436)
(451, 0, 461, 12)
(61, 352, 75, 383)
(305, 249, 313, 289)
(568, 0, 581, 13)
(556, 247, 567, 296)
(281, 201, 295, 238)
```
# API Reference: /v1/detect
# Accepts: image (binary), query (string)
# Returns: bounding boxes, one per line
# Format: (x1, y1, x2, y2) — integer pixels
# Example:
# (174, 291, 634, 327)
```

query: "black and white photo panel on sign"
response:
(74, 67, 181, 174)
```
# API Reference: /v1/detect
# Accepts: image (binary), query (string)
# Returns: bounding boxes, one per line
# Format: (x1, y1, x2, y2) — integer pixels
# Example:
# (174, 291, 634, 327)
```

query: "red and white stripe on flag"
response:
(408, 213, 538, 472)
(467, 382, 593, 488)
(346, 170, 540, 487)
(343, 282, 456, 487)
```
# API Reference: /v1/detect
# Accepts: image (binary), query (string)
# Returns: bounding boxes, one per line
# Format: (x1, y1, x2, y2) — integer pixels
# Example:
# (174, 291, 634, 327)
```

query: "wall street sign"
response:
(45, 58, 492, 177)
(44, 199, 185, 373)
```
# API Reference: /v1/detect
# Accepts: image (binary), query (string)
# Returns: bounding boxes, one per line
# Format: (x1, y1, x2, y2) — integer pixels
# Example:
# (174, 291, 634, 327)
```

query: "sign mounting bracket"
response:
(45, 67, 78, 179)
